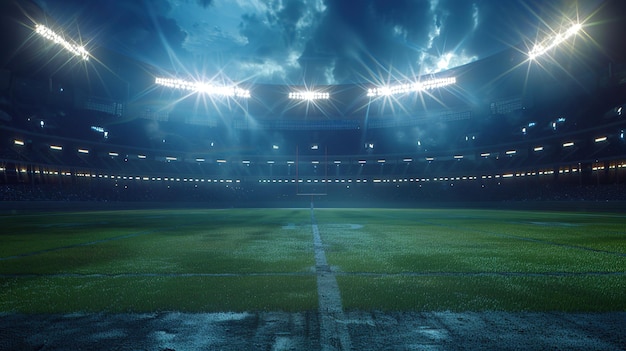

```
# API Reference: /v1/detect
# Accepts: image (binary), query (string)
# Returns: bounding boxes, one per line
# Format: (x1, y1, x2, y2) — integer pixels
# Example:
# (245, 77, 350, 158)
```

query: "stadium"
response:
(1, 0, 625, 350)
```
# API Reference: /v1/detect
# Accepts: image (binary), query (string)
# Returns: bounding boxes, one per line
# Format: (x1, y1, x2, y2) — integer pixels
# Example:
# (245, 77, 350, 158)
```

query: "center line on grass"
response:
(311, 202, 352, 351)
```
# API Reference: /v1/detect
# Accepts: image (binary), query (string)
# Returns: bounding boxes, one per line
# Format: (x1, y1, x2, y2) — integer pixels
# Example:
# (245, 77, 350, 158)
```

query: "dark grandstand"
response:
(2, 2, 626, 207)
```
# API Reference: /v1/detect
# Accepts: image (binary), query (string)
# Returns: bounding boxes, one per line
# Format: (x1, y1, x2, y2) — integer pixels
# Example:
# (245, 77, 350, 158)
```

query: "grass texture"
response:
(0, 207, 624, 312)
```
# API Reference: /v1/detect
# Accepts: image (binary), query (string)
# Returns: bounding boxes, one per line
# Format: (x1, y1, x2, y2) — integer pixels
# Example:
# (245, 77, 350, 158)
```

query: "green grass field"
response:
(1, 207, 625, 313)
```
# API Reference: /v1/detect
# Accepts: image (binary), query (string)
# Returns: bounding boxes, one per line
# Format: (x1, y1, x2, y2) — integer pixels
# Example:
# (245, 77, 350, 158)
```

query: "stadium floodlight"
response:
(78, 148, 89, 154)
(14, 139, 25, 146)
(154, 77, 250, 98)
(367, 77, 456, 97)
(595, 136, 608, 143)
(288, 91, 330, 100)
(528, 23, 581, 60)
(50, 145, 63, 151)
(562, 141, 575, 148)
(505, 150, 517, 155)
(534, 146, 544, 152)
(35, 24, 89, 61)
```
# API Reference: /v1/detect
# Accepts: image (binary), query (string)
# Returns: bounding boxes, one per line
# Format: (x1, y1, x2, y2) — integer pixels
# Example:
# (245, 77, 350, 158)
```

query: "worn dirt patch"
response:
(1, 311, 624, 351)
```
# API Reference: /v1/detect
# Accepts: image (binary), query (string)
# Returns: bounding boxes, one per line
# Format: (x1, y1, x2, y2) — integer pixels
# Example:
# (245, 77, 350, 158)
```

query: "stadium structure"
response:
(1, 1, 626, 206)
(1, 1, 626, 350)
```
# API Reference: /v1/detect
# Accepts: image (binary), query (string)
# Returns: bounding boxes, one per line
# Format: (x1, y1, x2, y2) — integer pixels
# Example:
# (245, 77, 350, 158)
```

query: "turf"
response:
(0, 207, 625, 313)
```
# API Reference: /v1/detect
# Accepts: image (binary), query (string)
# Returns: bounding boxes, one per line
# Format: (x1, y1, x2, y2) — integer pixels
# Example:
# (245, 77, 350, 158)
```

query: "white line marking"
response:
(311, 202, 352, 351)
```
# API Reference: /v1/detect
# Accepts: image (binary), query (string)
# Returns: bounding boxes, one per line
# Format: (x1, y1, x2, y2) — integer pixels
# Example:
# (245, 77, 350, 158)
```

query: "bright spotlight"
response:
(367, 77, 456, 97)
(155, 77, 250, 98)
(528, 23, 581, 60)
(35, 24, 90, 61)
(288, 90, 330, 100)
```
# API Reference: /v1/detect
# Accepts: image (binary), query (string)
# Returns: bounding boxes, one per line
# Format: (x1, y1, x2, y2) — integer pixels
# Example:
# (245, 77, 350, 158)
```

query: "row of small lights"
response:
(8, 162, 626, 184)
(366, 77, 457, 97)
(154, 77, 251, 98)
(21, 134, 611, 165)
(5, 167, 243, 182)
(528, 23, 582, 60)
(35, 24, 90, 61)
(288, 91, 330, 100)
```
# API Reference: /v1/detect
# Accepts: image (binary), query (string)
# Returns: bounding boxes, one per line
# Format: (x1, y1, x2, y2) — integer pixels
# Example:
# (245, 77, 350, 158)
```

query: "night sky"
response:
(33, 0, 602, 85)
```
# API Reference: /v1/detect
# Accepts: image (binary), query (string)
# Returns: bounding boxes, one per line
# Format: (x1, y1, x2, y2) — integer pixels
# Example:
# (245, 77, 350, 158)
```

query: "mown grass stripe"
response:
(1, 271, 623, 279)
(0, 224, 188, 261)
(390, 214, 626, 257)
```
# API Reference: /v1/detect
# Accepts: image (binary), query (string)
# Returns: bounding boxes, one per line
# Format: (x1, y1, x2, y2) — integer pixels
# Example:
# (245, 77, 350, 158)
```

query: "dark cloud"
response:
(232, 0, 325, 83)
(299, 0, 434, 83)
(371, 0, 432, 43)
(239, 13, 285, 59)
(433, 0, 476, 50)
(276, 0, 307, 46)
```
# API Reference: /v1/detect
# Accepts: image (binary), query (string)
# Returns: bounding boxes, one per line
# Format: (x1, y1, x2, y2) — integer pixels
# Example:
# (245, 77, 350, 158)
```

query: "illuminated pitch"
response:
(367, 77, 456, 97)
(528, 23, 581, 60)
(288, 91, 330, 100)
(155, 77, 251, 98)
(35, 24, 89, 61)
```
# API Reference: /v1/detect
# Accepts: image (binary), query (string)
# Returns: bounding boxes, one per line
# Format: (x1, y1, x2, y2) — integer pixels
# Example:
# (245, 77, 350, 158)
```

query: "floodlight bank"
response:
(155, 77, 250, 98)
(288, 91, 330, 100)
(367, 77, 456, 97)
(35, 24, 89, 61)
(528, 23, 581, 60)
